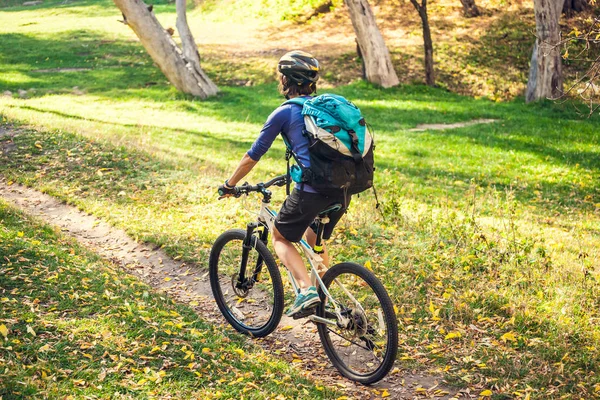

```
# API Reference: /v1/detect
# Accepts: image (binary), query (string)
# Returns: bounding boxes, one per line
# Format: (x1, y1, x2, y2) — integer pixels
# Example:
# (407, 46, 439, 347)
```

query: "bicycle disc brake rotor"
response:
(231, 273, 249, 298)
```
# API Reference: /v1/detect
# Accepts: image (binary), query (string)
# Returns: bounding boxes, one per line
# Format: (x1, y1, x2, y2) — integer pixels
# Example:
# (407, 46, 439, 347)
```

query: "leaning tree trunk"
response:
(113, 0, 218, 98)
(525, 0, 566, 102)
(176, 0, 201, 67)
(410, 0, 435, 86)
(459, 0, 480, 17)
(345, 0, 399, 88)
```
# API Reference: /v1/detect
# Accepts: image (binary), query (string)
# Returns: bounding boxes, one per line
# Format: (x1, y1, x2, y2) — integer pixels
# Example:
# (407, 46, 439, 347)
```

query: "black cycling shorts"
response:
(274, 188, 349, 243)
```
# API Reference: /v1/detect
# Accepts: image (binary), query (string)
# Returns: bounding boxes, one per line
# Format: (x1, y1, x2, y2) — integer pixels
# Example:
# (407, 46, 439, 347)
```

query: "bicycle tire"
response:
(209, 229, 284, 337)
(316, 262, 398, 384)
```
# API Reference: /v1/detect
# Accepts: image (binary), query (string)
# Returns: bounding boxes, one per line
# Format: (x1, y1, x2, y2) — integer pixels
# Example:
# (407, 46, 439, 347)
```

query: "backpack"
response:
(283, 94, 375, 198)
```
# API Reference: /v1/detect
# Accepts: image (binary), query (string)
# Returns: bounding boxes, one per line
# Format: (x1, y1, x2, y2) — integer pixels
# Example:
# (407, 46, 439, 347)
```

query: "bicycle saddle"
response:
(318, 203, 343, 218)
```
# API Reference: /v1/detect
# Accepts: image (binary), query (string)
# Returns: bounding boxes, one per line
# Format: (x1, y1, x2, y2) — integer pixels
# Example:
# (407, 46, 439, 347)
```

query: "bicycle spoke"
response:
(210, 229, 283, 337)
(317, 262, 398, 383)
(326, 326, 382, 356)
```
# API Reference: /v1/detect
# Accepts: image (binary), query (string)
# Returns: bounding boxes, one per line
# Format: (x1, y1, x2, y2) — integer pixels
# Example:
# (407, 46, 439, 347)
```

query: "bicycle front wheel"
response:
(316, 262, 398, 384)
(209, 229, 284, 337)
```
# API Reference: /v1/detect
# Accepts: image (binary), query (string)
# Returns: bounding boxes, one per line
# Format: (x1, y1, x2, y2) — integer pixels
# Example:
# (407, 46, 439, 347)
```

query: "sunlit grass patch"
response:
(1, 0, 600, 397)
(0, 201, 336, 399)
(2, 101, 599, 396)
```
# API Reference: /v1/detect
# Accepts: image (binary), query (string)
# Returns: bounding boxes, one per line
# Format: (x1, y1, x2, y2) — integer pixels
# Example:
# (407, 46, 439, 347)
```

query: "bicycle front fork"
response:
(237, 222, 269, 289)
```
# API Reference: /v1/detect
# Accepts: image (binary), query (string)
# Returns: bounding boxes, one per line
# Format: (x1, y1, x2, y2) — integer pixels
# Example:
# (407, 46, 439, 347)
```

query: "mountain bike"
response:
(210, 174, 398, 384)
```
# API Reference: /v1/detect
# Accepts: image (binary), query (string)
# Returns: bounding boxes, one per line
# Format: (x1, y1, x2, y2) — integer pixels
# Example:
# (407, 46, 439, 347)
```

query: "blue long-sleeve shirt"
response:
(247, 97, 317, 193)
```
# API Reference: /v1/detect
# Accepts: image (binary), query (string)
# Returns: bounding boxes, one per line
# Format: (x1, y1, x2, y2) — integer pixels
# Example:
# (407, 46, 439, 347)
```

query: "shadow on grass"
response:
(442, 122, 600, 171)
(4, 104, 256, 155)
(463, 10, 533, 74)
(1, 27, 599, 219)
(376, 154, 599, 218)
(0, 0, 173, 13)
(0, 28, 593, 126)
(0, 31, 170, 95)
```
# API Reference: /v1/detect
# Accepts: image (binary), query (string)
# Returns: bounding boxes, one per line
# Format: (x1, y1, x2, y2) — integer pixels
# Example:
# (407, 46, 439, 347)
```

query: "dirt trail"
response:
(0, 179, 459, 399)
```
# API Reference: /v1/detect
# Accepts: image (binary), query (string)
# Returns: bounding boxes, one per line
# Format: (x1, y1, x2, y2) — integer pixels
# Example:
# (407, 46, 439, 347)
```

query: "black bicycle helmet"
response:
(278, 50, 319, 85)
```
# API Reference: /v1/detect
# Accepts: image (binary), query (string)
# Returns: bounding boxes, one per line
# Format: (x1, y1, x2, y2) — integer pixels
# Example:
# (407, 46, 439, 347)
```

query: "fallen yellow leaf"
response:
(501, 332, 517, 342)
(26, 325, 36, 337)
(480, 389, 492, 396)
(0, 324, 8, 338)
(234, 348, 245, 357)
(280, 325, 293, 331)
(39, 344, 52, 352)
(445, 331, 461, 340)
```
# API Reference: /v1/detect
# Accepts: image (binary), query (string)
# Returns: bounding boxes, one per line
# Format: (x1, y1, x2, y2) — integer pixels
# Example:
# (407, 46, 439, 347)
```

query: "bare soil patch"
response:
(0, 125, 19, 155)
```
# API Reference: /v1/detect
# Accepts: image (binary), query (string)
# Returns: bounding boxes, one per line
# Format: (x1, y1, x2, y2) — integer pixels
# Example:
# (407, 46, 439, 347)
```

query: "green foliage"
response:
(1, 1, 600, 398)
(198, 0, 338, 22)
(2, 80, 600, 397)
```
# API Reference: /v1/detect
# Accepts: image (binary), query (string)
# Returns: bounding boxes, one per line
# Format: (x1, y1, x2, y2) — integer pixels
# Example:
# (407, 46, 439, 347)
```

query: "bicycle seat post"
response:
(313, 217, 328, 254)
(312, 203, 342, 255)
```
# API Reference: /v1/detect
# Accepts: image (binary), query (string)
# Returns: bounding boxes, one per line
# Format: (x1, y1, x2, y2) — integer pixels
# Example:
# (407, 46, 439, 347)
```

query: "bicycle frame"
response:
(253, 201, 359, 327)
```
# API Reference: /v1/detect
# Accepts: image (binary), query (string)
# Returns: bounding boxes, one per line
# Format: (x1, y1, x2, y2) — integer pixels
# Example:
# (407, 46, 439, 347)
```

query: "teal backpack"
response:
(283, 94, 375, 198)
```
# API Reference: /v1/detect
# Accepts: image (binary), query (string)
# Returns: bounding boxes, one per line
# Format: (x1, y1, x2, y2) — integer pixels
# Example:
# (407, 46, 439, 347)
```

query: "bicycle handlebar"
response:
(218, 174, 288, 199)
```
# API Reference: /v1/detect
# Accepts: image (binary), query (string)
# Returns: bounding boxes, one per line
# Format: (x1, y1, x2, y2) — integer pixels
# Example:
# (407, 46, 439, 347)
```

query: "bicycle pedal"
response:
(291, 308, 316, 320)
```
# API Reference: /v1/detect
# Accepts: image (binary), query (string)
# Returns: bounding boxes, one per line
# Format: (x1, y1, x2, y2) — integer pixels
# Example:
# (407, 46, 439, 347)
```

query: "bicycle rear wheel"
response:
(316, 262, 398, 384)
(209, 229, 284, 337)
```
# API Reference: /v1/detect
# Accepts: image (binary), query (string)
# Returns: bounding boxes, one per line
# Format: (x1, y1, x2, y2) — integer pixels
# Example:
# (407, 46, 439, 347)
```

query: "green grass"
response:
(0, 201, 337, 399)
(1, 1, 600, 398)
(197, 0, 337, 22)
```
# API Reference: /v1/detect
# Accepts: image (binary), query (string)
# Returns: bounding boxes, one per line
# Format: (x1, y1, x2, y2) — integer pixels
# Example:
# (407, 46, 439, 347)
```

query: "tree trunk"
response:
(345, 0, 399, 88)
(411, 0, 436, 86)
(459, 0, 481, 17)
(525, 0, 566, 102)
(356, 39, 367, 80)
(562, 0, 586, 17)
(176, 0, 202, 68)
(113, 0, 218, 98)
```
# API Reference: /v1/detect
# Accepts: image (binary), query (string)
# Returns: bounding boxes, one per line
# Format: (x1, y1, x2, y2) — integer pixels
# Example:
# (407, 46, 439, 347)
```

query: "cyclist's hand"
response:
(218, 182, 238, 199)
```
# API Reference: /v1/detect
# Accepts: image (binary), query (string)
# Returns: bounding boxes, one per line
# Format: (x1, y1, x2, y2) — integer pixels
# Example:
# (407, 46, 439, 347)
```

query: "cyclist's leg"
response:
(273, 189, 325, 290)
(272, 226, 312, 290)
(273, 225, 320, 316)
(273, 189, 337, 315)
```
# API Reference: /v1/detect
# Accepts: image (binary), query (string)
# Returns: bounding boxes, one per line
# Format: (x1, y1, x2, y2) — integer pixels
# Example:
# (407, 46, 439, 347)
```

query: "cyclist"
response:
(218, 50, 350, 317)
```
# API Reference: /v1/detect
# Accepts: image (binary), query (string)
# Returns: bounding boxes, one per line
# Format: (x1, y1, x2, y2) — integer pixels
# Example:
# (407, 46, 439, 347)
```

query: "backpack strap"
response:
(285, 147, 292, 196)
(347, 129, 363, 163)
(281, 97, 309, 195)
